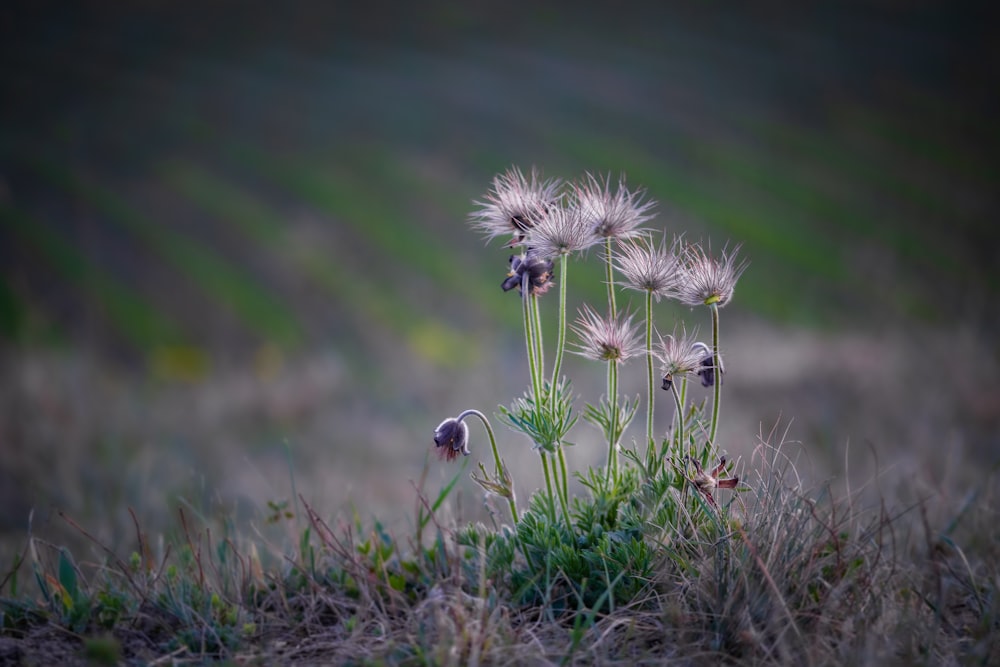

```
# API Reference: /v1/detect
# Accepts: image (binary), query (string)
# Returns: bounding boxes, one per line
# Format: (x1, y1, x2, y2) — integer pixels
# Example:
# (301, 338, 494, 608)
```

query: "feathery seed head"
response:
(469, 166, 563, 247)
(677, 242, 748, 308)
(573, 172, 656, 241)
(656, 327, 705, 390)
(524, 203, 598, 259)
(570, 304, 643, 363)
(615, 233, 683, 301)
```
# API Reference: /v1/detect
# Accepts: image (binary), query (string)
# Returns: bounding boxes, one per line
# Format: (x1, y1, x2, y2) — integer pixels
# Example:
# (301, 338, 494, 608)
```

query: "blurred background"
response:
(1, 1, 997, 559)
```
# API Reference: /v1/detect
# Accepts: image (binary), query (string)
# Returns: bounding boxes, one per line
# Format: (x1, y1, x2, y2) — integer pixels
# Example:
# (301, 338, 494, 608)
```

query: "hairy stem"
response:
(606, 359, 619, 482)
(540, 453, 558, 525)
(531, 293, 545, 386)
(679, 376, 689, 457)
(550, 255, 569, 396)
(604, 236, 617, 318)
(669, 384, 684, 460)
(644, 288, 654, 456)
(550, 255, 571, 512)
(521, 277, 543, 404)
(709, 302, 722, 446)
(557, 446, 570, 506)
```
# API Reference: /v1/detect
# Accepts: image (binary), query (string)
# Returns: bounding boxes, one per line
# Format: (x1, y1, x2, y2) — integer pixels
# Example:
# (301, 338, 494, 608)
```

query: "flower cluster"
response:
(435, 165, 749, 526)
(469, 167, 659, 294)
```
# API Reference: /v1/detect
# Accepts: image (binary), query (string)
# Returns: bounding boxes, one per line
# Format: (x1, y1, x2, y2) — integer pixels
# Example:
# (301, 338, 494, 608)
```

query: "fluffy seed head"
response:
(433, 417, 470, 462)
(573, 172, 656, 241)
(524, 204, 598, 259)
(570, 304, 643, 363)
(656, 327, 705, 390)
(677, 242, 748, 308)
(469, 166, 563, 247)
(614, 233, 683, 301)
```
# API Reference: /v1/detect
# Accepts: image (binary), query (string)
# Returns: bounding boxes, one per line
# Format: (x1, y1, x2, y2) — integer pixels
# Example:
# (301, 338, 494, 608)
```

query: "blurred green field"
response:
(0, 2, 997, 558)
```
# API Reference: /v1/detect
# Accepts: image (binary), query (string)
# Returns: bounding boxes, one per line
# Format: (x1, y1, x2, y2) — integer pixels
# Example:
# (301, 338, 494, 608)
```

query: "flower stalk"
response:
(604, 237, 618, 319)
(709, 301, 722, 446)
(606, 357, 620, 481)
(550, 255, 569, 396)
(459, 409, 519, 524)
(644, 288, 655, 452)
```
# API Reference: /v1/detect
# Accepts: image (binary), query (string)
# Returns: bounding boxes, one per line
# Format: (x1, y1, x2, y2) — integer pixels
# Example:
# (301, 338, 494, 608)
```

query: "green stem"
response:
(551, 256, 570, 512)
(521, 280, 543, 404)
(644, 288, 654, 456)
(606, 359, 619, 482)
(604, 237, 617, 318)
(553, 451, 570, 526)
(550, 255, 569, 396)
(679, 376, 689, 457)
(669, 384, 684, 460)
(540, 453, 558, 525)
(709, 302, 722, 447)
(531, 293, 545, 392)
(459, 409, 518, 524)
(557, 447, 570, 505)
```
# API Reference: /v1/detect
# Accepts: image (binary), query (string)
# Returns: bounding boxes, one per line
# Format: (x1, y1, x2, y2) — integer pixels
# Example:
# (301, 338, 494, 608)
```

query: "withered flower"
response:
(433, 417, 470, 462)
(501, 252, 554, 296)
(469, 166, 563, 247)
(688, 456, 739, 508)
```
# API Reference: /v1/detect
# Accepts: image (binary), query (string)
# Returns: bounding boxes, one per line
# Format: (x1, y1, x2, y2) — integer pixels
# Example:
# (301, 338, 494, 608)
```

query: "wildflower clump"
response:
(429, 166, 751, 613)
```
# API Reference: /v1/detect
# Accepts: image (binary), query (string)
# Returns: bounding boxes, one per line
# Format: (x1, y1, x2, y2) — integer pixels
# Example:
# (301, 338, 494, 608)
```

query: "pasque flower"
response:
(657, 328, 706, 390)
(615, 233, 682, 301)
(570, 304, 643, 363)
(433, 417, 470, 461)
(501, 252, 555, 296)
(573, 172, 656, 241)
(692, 341, 723, 387)
(676, 242, 748, 308)
(525, 203, 597, 259)
(469, 166, 563, 247)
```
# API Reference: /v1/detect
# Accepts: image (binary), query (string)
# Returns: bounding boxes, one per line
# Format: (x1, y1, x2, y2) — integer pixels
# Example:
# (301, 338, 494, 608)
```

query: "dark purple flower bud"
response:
(692, 342, 723, 388)
(433, 417, 470, 462)
(501, 252, 554, 296)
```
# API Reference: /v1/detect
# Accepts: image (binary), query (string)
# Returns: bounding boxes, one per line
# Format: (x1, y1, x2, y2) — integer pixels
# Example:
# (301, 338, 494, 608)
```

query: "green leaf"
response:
(57, 549, 79, 607)
(388, 573, 406, 592)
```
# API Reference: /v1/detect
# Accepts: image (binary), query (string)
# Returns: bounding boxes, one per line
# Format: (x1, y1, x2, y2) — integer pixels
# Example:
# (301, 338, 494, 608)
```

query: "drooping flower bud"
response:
(433, 417, 470, 461)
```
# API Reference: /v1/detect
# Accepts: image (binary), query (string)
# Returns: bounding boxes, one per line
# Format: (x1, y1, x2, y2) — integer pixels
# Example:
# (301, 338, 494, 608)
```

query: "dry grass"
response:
(2, 413, 997, 666)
